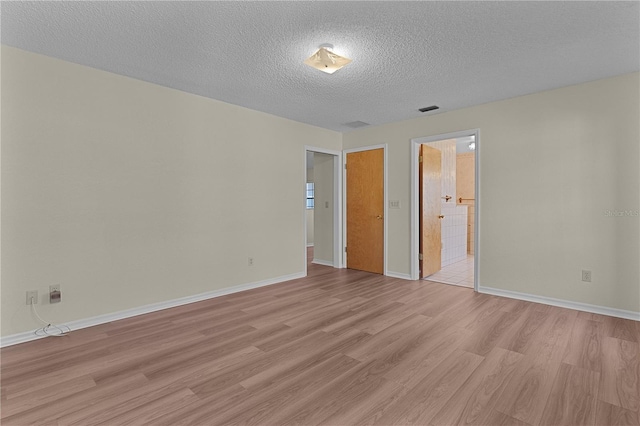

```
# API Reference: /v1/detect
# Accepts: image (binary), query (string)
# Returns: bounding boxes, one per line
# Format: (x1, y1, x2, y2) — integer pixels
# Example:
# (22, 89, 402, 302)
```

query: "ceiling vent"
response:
(343, 121, 370, 128)
(418, 105, 439, 113)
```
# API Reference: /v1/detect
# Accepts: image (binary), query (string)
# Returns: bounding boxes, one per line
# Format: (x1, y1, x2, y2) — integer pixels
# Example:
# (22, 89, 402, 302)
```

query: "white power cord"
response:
(30, 296, 70, 338)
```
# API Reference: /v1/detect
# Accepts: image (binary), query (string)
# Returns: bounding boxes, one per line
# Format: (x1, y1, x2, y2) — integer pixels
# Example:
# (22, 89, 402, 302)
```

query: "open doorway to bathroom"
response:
(422, 136, 475, 287)
(411, 131, 478, 290)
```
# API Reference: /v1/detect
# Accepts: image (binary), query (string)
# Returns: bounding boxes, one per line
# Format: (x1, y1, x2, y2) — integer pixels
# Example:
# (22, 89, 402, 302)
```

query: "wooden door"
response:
(420, 144, 442, 278)
(346, 149, 384, 274)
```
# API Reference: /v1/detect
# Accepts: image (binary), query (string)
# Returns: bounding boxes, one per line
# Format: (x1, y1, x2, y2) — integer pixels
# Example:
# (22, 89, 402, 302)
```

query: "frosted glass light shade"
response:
(304, 47, 352, 74)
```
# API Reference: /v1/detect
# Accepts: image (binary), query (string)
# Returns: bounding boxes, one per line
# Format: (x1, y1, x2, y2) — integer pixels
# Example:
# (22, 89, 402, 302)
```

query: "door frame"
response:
(410, 130, 480, 291)
(343, 144, 388, 275)
(304, 146, 343, 275)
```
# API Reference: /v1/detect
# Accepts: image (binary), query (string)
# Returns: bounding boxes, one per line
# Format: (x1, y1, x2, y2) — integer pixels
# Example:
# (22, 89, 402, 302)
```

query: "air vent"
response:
(343, 121, 370, 128)
(418, 105, 439, 113)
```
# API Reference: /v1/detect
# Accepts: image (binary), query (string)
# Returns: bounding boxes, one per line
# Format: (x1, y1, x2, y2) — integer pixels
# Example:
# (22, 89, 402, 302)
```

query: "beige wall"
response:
(306, 209, 314, 246)
(344, 72, 640, 313)
(2, 46, 638, 339)
(312, 153, 334, 264)
(1, 47, 341, 337)
(456, 153, 475, 202)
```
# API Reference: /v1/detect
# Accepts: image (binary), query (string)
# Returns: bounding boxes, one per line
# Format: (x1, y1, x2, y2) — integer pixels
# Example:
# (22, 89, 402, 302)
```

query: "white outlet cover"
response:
(26, 291, 38, 305)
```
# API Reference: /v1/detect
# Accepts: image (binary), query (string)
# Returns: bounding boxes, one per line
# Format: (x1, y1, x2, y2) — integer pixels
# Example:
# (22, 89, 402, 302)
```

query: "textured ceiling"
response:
(2, 1, 639, 132)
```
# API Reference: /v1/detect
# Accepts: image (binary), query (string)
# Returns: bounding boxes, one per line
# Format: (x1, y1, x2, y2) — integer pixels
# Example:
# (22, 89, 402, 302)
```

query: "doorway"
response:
(304, 146, 343, 275)
(410, 131, 479, 291)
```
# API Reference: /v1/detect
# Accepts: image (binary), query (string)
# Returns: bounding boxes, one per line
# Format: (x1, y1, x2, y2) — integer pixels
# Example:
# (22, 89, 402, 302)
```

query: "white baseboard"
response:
(1, 271, 305, 348)
(479, 286, 640, 321)
(385, 271, 413, 280)
(6, 274, 635, 348)
(311, 259, 334, 267)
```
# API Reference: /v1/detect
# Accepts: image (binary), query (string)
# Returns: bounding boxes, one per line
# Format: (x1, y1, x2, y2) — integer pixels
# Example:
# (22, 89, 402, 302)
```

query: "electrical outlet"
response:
(582, 270, 592, 282)
(248, 257, 254, 266)
(26, 290, 38, 305)
(49, 284, 61, 303)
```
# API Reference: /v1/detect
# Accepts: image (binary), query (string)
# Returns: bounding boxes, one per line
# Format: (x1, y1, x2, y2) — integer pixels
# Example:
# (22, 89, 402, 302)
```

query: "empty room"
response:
(1, 2, 639, 425)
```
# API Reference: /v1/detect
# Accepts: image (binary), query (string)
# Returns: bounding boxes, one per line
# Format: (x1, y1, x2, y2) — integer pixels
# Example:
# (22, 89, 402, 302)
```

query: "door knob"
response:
(376, 215, 383, 220)
(438, 215, 445, 219)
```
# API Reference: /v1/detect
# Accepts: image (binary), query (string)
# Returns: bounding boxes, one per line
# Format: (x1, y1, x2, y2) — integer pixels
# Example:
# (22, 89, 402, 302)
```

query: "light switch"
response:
(389, 200, 401, 209)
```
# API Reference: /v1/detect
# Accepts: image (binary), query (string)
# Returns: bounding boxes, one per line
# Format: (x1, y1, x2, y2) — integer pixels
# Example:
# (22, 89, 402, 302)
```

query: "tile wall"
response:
(424, 139, 468, 267)
(441, 203, 468, 266)
(426, 139, 457, 201)
(467, 204, 475, 255)
(456, 152, 475, 255)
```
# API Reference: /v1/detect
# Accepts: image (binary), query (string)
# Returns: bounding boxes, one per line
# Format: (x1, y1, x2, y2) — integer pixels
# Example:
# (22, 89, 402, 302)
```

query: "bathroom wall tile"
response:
(424, 140, 470, 268)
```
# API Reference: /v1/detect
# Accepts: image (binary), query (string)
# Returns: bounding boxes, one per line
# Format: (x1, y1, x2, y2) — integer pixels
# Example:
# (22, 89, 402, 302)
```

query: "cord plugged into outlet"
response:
(25, 288, 70, 338)
(26, 290, 38, 305)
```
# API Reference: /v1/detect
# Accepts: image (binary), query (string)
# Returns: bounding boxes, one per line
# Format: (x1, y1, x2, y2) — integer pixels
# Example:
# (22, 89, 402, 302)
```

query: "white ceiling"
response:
(2, 1, 638, 132)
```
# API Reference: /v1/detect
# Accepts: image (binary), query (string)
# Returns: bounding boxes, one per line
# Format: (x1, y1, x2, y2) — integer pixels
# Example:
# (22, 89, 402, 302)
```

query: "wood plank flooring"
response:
(2, 257, 639, 425)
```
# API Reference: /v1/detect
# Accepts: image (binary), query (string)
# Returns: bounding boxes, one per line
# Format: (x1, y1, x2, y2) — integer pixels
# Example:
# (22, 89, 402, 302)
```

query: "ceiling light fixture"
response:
(304, 44, 352, 74)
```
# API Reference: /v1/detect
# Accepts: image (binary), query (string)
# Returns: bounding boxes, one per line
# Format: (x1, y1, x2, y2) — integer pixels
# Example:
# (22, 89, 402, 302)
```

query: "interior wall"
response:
(343, 72, 640, 314)
(1, 46, 342, 337)
(312, 153, 334, 264)
(425, 139, 457, 202)
(306, 166, 314, 246)
(456, 152, 475, 254)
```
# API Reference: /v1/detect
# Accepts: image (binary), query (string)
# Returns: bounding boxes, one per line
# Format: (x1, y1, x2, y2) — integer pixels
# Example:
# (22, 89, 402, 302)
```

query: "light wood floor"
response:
(2, 258, 639, 425)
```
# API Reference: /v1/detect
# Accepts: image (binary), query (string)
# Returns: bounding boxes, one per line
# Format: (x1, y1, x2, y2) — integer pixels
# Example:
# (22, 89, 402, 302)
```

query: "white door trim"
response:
(343, 144, 388, 276)
(410, 130, 480, 291)
(304, 146, 343, 275)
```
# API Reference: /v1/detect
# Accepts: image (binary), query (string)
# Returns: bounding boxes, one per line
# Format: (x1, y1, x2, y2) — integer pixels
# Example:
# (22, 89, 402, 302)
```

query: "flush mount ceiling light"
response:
(304, 44, 352, 74)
